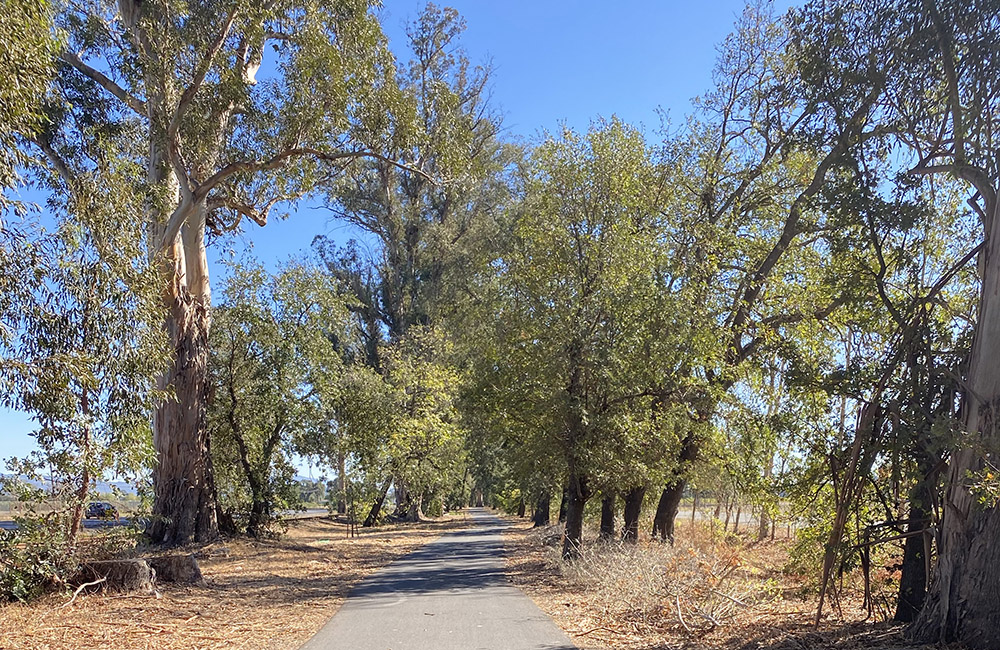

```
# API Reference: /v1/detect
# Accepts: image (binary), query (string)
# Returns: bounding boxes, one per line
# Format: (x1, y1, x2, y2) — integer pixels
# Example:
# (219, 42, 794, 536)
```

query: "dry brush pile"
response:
(504, 519, 890, 650)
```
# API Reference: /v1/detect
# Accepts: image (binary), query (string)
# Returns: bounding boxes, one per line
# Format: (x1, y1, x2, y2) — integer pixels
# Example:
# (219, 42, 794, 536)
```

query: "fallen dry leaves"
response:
(0, 513, 469, 650)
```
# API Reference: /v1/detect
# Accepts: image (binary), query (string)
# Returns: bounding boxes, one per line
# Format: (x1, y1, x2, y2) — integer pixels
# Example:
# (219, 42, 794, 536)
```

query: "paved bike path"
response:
(299, 508, 576, 650)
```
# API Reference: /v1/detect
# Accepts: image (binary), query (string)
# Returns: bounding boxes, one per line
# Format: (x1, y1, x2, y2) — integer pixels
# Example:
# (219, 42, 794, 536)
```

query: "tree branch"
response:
(169, 5, 240, 142)
(739, 296, 847, 364)
(196, 147, 433, 200)
(31, 137, 76, 189)
(161, 148, 432, 251)
(59, 51, 146, 114)
(908, 163, 997, 225)
(206, 193, 300, 233)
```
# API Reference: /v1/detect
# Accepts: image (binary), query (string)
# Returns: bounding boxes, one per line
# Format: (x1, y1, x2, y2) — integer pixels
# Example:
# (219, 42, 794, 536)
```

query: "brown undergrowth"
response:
(0, 513, 468, 650)
(503, 518, 949, 650)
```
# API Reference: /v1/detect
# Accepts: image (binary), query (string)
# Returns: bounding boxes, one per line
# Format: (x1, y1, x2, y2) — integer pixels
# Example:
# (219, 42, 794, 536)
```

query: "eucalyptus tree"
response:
(208, 262, 349, 537)
(316, 3, 511, 361)
(861, 0, 1000, 642)
(313, 5, 511, 519)
(813, 158, 977, 623)
(782, 0, 1000, 638)
(37, 0, 414, 543)
(0, 0, 57, 205)
(0, 177, 167, 546)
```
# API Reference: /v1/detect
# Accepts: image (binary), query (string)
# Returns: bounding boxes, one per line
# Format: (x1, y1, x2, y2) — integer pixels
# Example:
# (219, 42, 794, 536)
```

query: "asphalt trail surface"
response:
(299, 508, 577, 650)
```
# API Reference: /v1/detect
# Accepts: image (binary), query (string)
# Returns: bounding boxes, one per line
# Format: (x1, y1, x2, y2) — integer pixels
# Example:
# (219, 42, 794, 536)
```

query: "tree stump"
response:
(149, 554, 204, 585)
(75, 559, 155, 594)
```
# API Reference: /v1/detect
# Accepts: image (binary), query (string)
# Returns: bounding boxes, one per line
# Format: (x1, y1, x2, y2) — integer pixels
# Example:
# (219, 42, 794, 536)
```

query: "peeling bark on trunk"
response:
(148, 284, 217, 545)
(599, 493, 615, 540)
(911, 197, 1000, 644)
(622, 486, 645, 543)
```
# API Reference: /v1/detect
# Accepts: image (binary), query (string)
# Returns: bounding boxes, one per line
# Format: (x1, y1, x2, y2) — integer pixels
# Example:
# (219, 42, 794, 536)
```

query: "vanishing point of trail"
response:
(299, 508, 577, 650)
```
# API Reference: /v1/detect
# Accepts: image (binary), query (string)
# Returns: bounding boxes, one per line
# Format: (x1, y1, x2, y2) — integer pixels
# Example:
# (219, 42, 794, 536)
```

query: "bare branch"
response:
(160, 147, 433, 250)
(60, 51, 146, 114)
(161, 198, 197, 252)
(726, 86, 884, 346)
(61, 577, 107, 609)
(206, 193, 300, 232)
(738, 297, 847, 364)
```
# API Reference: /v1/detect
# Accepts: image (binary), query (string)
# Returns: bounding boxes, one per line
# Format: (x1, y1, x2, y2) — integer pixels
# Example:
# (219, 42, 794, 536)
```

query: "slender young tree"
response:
(1, 177, 167, 547)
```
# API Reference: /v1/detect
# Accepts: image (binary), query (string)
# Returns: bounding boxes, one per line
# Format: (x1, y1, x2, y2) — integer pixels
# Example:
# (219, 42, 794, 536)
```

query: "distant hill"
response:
(0, 474, 138, 495)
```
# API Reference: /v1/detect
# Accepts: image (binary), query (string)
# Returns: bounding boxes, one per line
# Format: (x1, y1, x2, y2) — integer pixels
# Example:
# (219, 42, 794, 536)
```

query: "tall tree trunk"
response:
(652, 481, 685, 543)
(517, 497, 526, 518)
(558, 483, 569, 523)
(622, 486, 645, 543)
(561, 472, 590, 559)
(148, 257, 217, 544)
(394, 478, 407, 514)
(599, 492, 615, 540)
(911, 213, 1000, 644)
(363, 477, 392, 527)
(532, 492, 551, 527)
(247, 492, 268, 538)
(140, 51, 218, 543)
(653, 430, 701, 543)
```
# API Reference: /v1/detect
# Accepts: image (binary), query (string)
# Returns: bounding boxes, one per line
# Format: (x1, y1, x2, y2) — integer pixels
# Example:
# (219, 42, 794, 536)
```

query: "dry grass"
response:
(503, 517, 941, 650)
(0, 512, 469, 650)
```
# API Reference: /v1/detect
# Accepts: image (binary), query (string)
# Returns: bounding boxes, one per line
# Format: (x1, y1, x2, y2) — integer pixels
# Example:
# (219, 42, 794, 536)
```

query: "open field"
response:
(502, 517, 946, 650)
(0, 513, 469, 650)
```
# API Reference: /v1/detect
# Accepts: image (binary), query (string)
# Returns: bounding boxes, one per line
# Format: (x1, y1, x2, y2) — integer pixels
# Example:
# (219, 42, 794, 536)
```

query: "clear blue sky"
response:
(0, 0, 794, 474)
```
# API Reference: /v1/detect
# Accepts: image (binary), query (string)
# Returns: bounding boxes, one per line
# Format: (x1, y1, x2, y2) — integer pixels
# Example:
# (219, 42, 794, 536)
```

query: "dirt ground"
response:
(0, 513, 468, 650)
(501, 517, 948, 650)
